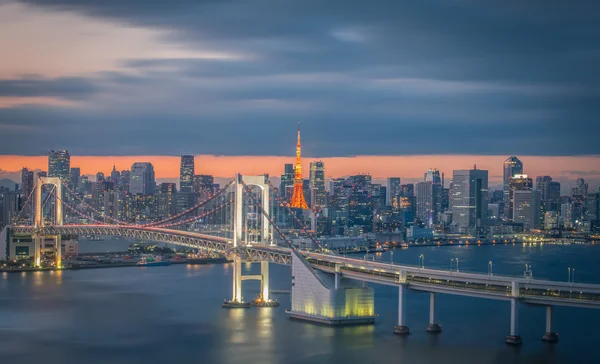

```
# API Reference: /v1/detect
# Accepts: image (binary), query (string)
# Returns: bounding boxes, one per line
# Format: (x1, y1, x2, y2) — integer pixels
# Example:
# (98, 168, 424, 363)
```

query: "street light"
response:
(450, 258, 454, 272)
(456, 258, 459, 272)
(390, 250, 394, 266)
(419, 254, 424, 268)
(488, 261, 493, 276)
(568, 267, 571, 283)
(572, 268, 575, 284)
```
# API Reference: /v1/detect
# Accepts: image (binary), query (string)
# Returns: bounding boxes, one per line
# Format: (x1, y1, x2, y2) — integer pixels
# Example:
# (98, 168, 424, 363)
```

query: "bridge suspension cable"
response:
(54, 191, 108, 225)
(11, 181, 36, 225)
(153, 197, 233, 229)
(266, 180, 325, 251)
(140, 180, 235, 227)
(61, 179, 130, 225)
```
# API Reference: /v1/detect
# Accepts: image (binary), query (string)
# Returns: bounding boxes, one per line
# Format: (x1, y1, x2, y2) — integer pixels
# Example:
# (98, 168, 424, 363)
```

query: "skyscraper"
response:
(110, 164, 120, 186)
(387, 177, 401, 206)
(450, 168, 489, 233)
(503, 156, 523, 203)
(193, 175, 214, 195)
(536, 176, 561, 213)
(415, 182, 434, 226)
(513, 190, 540, 230)
(507, 174, 533, 220)
(309, 161, 326, 208)
(69, 167, 81, 191)
(48, 150, 71, 182)
(21, 168, 34, 199)
(180, 155, 195, 192)
(158, 182, 177, 218)
(280, 164, 294, 199)
(129, 162, 156, 195)
(289, 124, 308, 209)
(424, 169, 441, 184)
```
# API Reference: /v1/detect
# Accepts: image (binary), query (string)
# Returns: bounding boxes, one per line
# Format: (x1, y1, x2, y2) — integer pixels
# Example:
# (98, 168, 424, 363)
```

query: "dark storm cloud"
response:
(2, 0, 600, 156)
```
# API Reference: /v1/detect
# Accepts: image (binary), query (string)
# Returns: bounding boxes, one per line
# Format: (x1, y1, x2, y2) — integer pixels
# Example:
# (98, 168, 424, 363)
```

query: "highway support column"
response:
(426, 292, 442, 333)
(394, 281, 410, 335)
(542, 306, 559, 342)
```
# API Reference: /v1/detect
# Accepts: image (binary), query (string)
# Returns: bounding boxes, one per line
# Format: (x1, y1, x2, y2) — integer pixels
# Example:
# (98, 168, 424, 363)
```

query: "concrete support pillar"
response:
(55, 235, 61, 268)
(506, 297, 522, 345)
(33, 235, 41, 267)
(542, 306, 559, 342)
(261, 180, 270, 246)
(232, 257, 242, 302)
(34, 181, 43, 228)
(426, 292, 441, 333)
(234, 175, 243, 247)
(394, 284, 410, 335)
(261, 261, 269, 301)
(334, 272, 341, 290)
(54, 182, 63, 226)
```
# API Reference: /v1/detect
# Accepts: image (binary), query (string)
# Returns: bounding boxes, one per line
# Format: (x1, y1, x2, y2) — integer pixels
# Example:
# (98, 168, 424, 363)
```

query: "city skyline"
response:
(1, 154, 598, 192)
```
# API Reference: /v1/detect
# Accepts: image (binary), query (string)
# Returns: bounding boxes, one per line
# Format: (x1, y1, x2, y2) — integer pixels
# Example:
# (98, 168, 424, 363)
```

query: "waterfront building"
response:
(450, 168, 489, 233)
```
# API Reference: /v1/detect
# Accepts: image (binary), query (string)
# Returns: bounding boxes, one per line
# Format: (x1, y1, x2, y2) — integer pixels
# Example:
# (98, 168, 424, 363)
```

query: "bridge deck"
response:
(10, 225, 600, 309)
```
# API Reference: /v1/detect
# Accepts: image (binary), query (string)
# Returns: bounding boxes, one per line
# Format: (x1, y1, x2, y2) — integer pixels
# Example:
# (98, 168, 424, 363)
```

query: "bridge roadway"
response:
(11, 225, 600, 309)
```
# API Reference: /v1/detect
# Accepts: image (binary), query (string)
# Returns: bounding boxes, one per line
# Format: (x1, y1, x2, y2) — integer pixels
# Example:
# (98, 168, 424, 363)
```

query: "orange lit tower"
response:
(289, 123, 309, 209)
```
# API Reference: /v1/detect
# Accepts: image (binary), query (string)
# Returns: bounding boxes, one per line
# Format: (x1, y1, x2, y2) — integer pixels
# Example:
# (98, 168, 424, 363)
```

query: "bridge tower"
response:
(33, 177, 63, 267)
(224, 174, 276, 308)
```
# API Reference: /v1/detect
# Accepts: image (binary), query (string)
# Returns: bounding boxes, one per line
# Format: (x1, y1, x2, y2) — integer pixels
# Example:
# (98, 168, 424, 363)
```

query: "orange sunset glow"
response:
(1, 154, 598, 186)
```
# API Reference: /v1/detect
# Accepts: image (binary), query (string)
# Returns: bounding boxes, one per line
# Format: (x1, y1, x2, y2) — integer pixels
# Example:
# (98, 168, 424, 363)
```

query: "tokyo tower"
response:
(289, 123, 309, 209)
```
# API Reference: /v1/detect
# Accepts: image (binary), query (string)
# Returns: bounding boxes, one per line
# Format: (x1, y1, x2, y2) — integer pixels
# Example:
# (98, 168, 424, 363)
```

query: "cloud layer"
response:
(0, 0, 599, 157)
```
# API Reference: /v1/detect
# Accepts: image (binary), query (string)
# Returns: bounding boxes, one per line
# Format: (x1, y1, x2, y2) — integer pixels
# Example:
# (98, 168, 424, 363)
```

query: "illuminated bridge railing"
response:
(305, 256, 600, 308)
(11, 225, 231, 253)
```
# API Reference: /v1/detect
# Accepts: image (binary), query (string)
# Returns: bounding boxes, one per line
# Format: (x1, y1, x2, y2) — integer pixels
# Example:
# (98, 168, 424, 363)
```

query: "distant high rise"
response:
(69, 167, 81, 191)
(48, 150, 70, 183)
(110, 164, 120, 186)
(503, 156, 523, 203)
(158, 182, 177, 218)
(280, 164, 294, 199)
(193, 175, 214, 195)
(96, 172, 105, 183)
(309, 161, 326, 208)
(120, 170, 130, 191)
(387, 177, 401, 206)
(572, 178, 588, 199)
(536, 176, 561, 212)
(289, 124, 308, 209)
(450, 168, 489, 233)
(180, 155, 195, 192)
(513, 190, 540, 230)
(424, 169, 441, 184)
(506, 174, 533, 220)
(416, 182, 437, 227)
(129, 162, 156, 195)
(21, 168, 34, 199)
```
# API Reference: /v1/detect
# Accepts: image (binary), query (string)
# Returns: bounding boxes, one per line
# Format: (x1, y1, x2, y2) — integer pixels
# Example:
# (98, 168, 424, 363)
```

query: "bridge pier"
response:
(261, 261, 270, 301)
(222, 256, 250, 308)
(393, 284, 410, 335)
(426, 292, 442, 333)
(33, 235, 41, 267)
(54, 235, 62, 268)
(542, 306, 559, 342)
(505, 298, 522, 345)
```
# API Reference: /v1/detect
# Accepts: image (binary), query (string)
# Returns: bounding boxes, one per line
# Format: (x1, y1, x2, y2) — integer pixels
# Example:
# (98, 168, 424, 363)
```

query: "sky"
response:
(0, 0, 599, 187)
